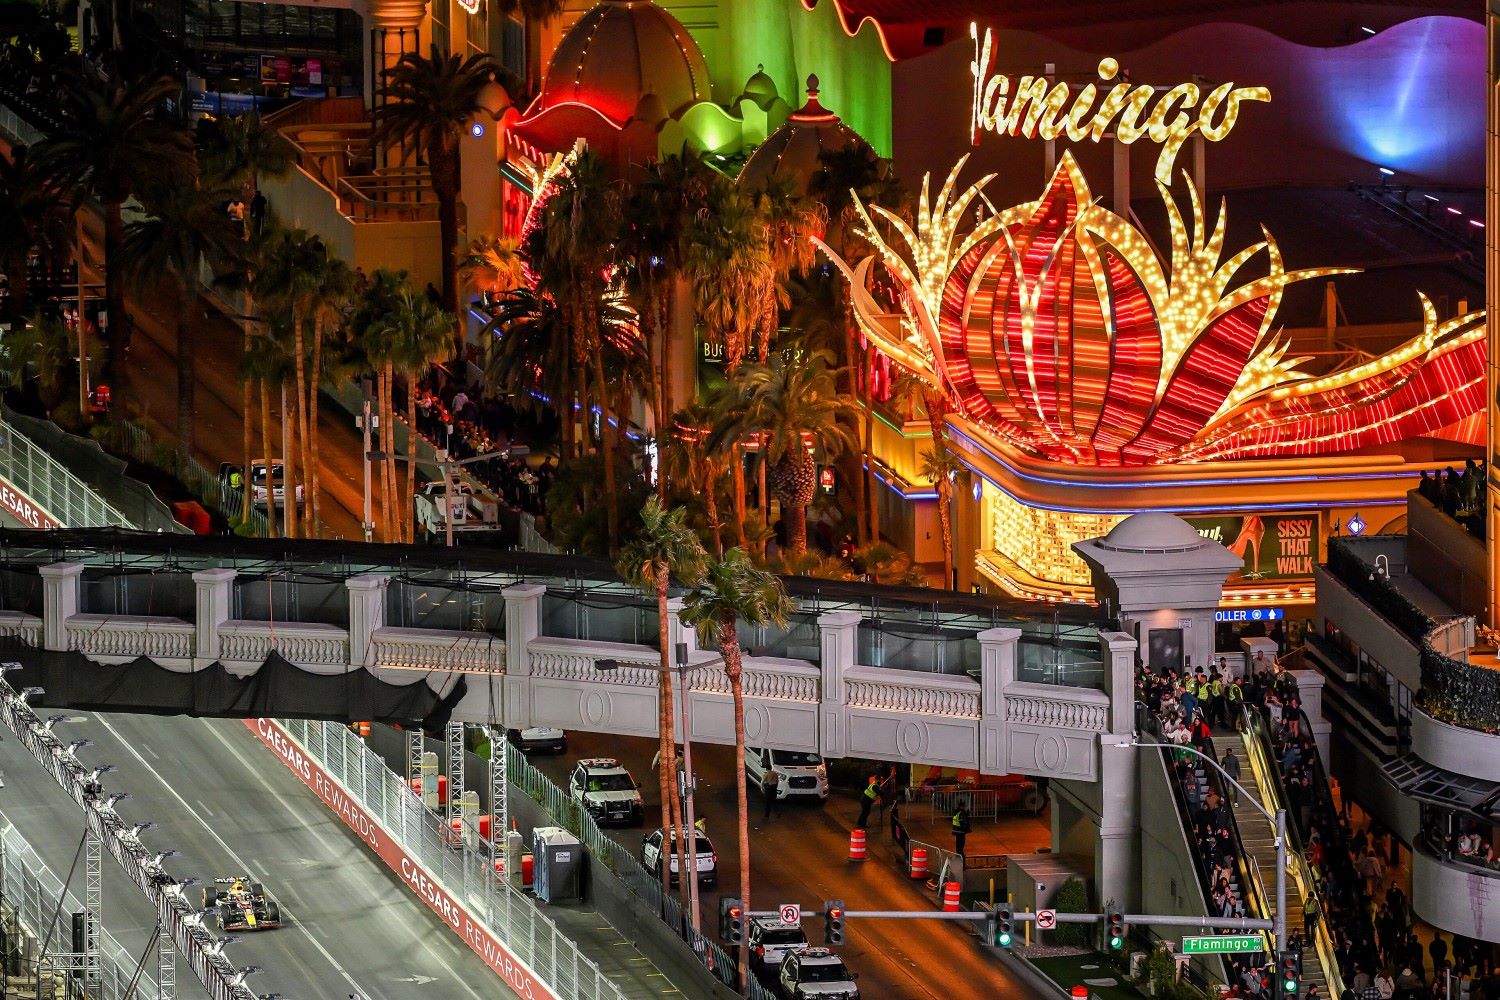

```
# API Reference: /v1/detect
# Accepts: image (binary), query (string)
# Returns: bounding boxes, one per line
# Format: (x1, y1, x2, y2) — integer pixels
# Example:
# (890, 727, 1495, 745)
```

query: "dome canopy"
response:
(737, 64, 780, 110)
(537, 0, 712, 126)
(1097, 513, 1212, 554)
(738, 75, 872, 195)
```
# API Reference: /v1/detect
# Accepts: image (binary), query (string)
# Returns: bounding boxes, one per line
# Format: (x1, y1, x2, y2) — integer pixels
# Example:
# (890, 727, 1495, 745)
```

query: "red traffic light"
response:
(728, 905, 742, 918)
(828, 907, 842, 919)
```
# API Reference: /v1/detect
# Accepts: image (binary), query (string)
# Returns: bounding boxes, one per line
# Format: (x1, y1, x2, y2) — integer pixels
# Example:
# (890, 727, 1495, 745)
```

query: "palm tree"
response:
(373, 287, 454, 542)
(0, 147, 70, 328)
(919, 443, 963, 590)
(661, 403, 726, 555)
(616, 498, 707, 900)
(687, 182, 769, 374)
(537, 151, 625, 548)
(460, 235, 524, 303)
(372, 45, 500, 342)
(117, 184, 241, 457)
(240, 332, 291, 536)
(745, 176, 824, 361)
(301, 254, 357, 535)
(680, 548, 791, 990)
(30, 68, 195, 414)
(481, 287, 573, 424)
(732, 351, 858, 559)
(0, 312, 87, 413)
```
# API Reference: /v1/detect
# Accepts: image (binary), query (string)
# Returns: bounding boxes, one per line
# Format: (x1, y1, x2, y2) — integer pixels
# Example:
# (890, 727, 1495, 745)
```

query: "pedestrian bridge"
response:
(0, 529, 1137, 782)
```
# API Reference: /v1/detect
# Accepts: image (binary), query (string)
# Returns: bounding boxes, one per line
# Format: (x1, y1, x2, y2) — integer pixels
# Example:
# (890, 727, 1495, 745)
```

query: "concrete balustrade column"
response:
(38, 562, 82, 652)
(1100, 630, 1137, 735)
(502, 584, 544, 729)
(978, 627, 1021, 774)
(818, 611, 860, 759)
(1240, 635, 1279, 679)
(347, 574, 389, 670)
(667, 597, 700, 661)
(192, 568, 236, 667)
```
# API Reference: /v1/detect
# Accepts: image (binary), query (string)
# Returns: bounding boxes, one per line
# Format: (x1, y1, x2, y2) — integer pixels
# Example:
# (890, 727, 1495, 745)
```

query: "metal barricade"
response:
(274, 718, 625, 1000)
(0, 824, 159, 1000)
(0, 421, 129, 529)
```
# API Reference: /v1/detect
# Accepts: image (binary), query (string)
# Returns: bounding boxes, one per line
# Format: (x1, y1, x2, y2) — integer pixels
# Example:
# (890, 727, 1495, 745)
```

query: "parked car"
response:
(641, 827, 717, 887)
(746, 747, 829, 801)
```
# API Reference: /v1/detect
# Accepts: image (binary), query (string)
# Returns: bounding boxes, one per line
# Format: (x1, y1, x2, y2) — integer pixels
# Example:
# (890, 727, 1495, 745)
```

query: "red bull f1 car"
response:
(204, 877, 282, 931)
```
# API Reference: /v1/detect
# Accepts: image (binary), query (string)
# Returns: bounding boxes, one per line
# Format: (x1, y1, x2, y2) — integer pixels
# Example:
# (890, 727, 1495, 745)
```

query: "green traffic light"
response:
(997, 932, 1011, 946)
(1285, 981, 1298, 993)
(1110, 936, 1123, 949)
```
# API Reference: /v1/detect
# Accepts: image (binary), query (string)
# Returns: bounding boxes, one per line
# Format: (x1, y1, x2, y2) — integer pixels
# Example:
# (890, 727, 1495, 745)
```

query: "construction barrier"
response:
(848, 828, 866, 861)
(910, 846, 928, 879)
(943, 882, 960, 911)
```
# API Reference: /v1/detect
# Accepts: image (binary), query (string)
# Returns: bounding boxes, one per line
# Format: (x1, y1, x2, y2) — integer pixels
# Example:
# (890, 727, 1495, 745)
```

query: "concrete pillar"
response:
(978, 627, 1020, 774)
(1290, 668, 1333, 764)
(953, 469, 982, 593)
(1100, 631, 1138, 735)
(667, 597, 700, 661)
(1240, 635, 1279, 679)
(39, 562, 82, 652)
(192, 568, 236, 667)
(818, 611, 860, 759)
(502, 584, 544, 729)
(346, 573, 389, 670)
(1095, 738, 1143, 912)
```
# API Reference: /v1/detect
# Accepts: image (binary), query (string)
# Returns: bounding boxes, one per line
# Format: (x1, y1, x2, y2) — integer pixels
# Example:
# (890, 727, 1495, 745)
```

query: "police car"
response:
(641, 827, 717, 887)
(507, 726, 567, 754)
(777, 947, 859, 999)
(749, 916, 809, 973)
(568, 758, 644, 826)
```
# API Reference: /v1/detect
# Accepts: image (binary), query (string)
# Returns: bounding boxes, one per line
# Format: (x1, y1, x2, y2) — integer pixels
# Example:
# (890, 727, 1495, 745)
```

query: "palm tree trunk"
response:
(292, 309, 311, 535)
(377, 369, 391, 543)
(384, 361, 400, 542)
(732, 449, 749, 551)
(103, 200, 131, 413)
(786, 501, 807, 560)
(721, 618, 751, 992)
(435, 152, 463, 355)
(654, 573, 675, 898)
(923, 388, 952, 589)
(704, 465, 722, 558)
(592, 350, 618, 550)
(242, 341, 253, 525)
(282, 382, 299, 539)
(864, 384, 878, 544)
(259, 380, 276, 537)
(406, 377, 418, 544)
(174, 277, 194, 458)
(307, 318, 324, 538)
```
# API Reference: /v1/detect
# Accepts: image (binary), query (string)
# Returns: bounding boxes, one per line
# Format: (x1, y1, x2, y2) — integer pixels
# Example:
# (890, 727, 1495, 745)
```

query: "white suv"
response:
(749, 916, 809, 973)
(568, 758, 643, 827)
(641, 827, 717, 887)
(746, 748, 829, 801)
(777, 947, 859, 999)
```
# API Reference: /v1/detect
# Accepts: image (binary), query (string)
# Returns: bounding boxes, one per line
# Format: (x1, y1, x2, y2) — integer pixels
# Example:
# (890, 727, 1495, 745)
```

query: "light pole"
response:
(673, 642, 709, 934)
(435, 447, 510, 548)
(359, 376, 376, 544)
(1123, 739, 1287, 957)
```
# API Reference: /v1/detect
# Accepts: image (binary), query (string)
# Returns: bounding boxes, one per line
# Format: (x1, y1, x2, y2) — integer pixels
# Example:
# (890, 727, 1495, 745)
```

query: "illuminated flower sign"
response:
(819, 154, 1485, 467)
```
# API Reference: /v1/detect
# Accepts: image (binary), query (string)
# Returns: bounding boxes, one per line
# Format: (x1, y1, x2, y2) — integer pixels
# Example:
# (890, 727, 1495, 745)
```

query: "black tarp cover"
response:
(0, 638, 465, 731)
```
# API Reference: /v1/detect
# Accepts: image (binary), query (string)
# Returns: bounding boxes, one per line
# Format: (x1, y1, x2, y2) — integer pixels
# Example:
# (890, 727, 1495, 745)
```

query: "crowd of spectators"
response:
(1418, 462, 1485, 538)
(398, 376, 551, 517)
(1424, 811, 1498, 870)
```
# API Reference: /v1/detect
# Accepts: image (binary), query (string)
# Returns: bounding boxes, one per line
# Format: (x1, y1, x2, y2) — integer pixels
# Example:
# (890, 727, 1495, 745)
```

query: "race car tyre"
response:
(265, 903, 281, 924)
(203, 888, 218, 908)
(249, 882, 264, 898)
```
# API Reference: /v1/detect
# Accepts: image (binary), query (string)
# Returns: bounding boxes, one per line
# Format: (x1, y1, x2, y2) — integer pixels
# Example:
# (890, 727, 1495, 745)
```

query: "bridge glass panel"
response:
(0, 567, 42, 617)
(386, 575, 507, 632)
(235, 573, 349, 626)
(80, 568, 195, 619)
(734, 613, 821, 663)
(542, 588, 659, 647)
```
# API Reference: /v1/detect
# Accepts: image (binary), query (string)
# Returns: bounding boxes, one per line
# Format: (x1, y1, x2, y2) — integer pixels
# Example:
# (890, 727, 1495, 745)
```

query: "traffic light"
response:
(719, 897, 744, 945)
(823, 900, 845, 946)
(993, 904, 1013, 948)
(1280, 951, 1300, 995)
(1106, 909, 1126, 950)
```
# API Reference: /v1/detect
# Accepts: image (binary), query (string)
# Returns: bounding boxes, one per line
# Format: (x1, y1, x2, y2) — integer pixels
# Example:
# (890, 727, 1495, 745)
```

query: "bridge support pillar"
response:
(1101, 631, 1137, 735)
(347, 574, 389, 669)
(38, 562, 82, 652)
(191, 568, 235, 666)
(818, 611, 859, 759)
(502, 584, 545, 729)
(978, 627, 1021, 774)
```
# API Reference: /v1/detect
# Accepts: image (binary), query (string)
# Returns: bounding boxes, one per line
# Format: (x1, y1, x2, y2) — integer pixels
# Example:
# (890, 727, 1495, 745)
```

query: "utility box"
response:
(532, 826, 583, 904)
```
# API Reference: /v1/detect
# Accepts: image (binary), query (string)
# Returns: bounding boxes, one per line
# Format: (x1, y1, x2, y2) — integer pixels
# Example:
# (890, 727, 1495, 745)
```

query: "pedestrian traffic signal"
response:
(823, 900, 845, 946)
(994, 904, 1013, 948)
(1106, 909, 1125, 950)
(719, 897, 744, 945)
(1280, 952, 1299, 995)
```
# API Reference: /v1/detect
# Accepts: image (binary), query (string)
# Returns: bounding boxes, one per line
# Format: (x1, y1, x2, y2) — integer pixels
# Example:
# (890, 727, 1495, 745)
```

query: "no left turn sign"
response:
(1036, 908, 1057, 930)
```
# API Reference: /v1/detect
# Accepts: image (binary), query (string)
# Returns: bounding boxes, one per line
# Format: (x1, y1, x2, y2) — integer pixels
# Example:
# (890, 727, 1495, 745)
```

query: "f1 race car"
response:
(203, 877, 282, 932)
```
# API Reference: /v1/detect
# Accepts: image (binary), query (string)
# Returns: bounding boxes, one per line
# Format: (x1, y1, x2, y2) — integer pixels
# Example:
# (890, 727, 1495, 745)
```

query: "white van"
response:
(745, 747, 828, 801)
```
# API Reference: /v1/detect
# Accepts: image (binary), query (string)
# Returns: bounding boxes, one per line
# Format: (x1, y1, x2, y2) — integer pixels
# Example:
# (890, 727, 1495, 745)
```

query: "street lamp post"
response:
(1124, 739, 1287, 957)
(673, 643, 705, 934)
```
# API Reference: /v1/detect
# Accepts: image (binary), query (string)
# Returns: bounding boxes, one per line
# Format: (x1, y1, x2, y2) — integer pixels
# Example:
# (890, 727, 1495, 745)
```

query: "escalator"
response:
(1236, 704, 1353, 999)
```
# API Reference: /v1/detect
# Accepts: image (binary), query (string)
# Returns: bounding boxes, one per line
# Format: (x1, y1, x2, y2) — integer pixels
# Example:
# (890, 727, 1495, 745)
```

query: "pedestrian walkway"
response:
(1212, 733, 1329, 998)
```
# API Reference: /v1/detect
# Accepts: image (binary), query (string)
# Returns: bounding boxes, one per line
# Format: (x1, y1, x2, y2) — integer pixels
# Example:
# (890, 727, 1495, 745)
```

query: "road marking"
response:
(195, 720, 491, 1000)
(194, 800, 215, 817)
(96, 715, 371, 998)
